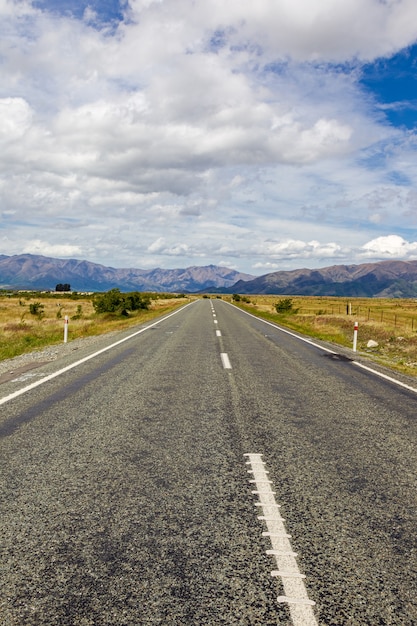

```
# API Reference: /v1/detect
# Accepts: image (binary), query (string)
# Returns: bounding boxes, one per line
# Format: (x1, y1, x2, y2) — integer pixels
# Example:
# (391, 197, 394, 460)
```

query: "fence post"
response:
(64, 315, 69, 343)
(353, 321, 358, 352)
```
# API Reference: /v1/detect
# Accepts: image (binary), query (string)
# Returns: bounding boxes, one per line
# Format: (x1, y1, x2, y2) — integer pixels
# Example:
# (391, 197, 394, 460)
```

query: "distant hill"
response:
(0, 254, 255, 292)
(3, 255, 417, 297)
(228, 260, 417, 298)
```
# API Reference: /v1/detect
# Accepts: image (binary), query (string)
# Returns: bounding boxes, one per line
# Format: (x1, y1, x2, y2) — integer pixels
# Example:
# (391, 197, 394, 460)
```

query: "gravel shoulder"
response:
(0, 333, 119, 377)
(3, 323, 417, 392)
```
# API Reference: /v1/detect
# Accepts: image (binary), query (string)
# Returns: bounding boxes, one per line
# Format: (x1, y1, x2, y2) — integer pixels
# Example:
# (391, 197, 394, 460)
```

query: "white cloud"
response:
(23, 240, 83, 257)
(147, 237, 166, 253)
(0, 98, 33, 140)
(124, 0, 417, 63)
(253, 261, 280, 270)
(361, 235, 417, 259)
(0, 0, 417, 273)
(263, 239, 345, 259)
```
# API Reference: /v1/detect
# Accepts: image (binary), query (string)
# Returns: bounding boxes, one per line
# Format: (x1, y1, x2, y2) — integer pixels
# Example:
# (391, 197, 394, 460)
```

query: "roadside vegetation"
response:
(3, 289, 417, 378)
(229, 294, 417, 377)
(0, 290, 189, 362)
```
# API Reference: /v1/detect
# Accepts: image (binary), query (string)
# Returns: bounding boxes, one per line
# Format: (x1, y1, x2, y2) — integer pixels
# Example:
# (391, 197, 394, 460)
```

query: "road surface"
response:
(1, 299, 416, 625)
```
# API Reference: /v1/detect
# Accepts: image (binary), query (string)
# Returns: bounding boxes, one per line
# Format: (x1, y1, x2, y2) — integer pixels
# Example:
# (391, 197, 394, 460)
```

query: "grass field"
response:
(226, 294, 417, 377)
(0, 292, 189, 362)
(2, 291, 417, 377)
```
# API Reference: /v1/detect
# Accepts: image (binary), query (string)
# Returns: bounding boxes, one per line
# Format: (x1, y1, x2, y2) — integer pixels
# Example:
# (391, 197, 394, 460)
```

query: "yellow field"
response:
(3, 291, 417, 377)
(0, 292, 188, 362)
(227, 295, 417, 377)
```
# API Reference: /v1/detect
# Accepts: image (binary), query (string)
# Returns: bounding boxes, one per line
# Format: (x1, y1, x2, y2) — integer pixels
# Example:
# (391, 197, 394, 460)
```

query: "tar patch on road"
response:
(0, 362, 50, 384)
(322, 353, 353, 362)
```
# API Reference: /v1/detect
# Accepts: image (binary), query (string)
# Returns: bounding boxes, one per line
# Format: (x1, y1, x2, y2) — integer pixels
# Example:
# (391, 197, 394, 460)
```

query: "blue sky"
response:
(33, 0, 125, 22)
(361, 45, 417, 129)
(2, 0, 417, 274)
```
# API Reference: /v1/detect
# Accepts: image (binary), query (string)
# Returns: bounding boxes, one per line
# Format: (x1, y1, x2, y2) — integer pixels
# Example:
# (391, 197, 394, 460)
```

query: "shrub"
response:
(29, 302, 45, 318)
(93, 289, 150, 315)
(71, 305, 83, 320)
(275, 298, 297, 314)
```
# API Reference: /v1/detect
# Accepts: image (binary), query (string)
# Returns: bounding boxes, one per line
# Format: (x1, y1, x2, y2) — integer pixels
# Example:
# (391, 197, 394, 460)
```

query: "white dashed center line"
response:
(245, 453, 318, 626)
(216, 330, 222, 337)
(220, 353, 232, 369)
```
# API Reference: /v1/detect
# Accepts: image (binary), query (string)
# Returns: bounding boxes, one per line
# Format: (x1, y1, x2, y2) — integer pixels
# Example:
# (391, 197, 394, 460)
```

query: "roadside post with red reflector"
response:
(64, 315, 69, 343)
(353, 321, 358, 352)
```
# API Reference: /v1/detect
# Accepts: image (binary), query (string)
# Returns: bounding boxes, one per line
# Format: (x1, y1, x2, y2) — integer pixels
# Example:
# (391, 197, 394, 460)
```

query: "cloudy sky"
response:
(2, 0, 417, 274)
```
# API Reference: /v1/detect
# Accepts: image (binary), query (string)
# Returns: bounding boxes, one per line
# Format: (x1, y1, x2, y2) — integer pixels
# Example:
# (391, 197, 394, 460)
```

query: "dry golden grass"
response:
(229, 295, 417, 377)
(3, 291, 417, 377)
(0, 293, 189, 362)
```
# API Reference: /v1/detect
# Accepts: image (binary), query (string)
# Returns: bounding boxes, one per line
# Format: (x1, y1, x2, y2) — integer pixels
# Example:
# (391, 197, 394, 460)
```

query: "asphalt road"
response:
(0, 299, 416, 625)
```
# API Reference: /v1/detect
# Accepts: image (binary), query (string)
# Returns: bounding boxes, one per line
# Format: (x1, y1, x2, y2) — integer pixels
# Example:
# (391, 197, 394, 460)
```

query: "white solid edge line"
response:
(353, 361, 417, 394)
(226, 301, 336, 355)
(227, 302, 417, 395)
(0, 302, 194, 407)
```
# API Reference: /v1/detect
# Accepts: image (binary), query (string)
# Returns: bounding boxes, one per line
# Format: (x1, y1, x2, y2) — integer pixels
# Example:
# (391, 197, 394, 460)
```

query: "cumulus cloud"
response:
(125, 0, 417, 63)
(0, 0, 417, 272)
(361, 235, 417, 259)
(270, 239, 344, 258)
(23, 240, 83, 257)
(0, 98, 33, 140)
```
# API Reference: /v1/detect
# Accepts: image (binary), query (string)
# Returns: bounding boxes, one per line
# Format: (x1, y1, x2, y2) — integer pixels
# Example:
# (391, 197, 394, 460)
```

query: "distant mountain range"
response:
(1, 254, 417, 297)
(228, 260, 417, 298)
(0, 254, 255, 292)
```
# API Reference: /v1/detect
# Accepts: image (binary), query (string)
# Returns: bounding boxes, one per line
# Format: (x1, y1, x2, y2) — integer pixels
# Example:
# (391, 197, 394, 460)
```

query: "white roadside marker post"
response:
(64, 315, 69, 343)
(353, 321, 358, 352)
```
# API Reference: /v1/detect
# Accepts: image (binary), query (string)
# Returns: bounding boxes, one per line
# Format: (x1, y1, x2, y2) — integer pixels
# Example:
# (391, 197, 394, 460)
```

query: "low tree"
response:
(93, 289, 150, 315)
(56, 283, 71, 292)
(275, 298, 297, 314)
(93, 289, 124, 313)
(29, 302, 45, 318)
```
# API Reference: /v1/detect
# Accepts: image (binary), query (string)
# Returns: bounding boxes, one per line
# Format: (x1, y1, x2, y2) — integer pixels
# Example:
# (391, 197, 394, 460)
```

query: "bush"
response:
(93, 289, 150, 315)
(29, 302, 45, 318)
(275, 298, 297, 314)
(71, 305, 83, 320)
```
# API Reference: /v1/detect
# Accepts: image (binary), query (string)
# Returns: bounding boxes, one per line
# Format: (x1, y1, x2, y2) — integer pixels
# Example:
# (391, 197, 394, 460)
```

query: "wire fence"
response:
(296, 304, 417, 333)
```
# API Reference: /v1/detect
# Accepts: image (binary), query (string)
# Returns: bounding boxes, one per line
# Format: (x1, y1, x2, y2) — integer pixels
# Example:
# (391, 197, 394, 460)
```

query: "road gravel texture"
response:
(0, 300, 416, 625)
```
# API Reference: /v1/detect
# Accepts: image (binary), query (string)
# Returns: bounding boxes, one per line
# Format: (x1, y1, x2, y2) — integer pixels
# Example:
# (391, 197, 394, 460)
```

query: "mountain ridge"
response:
(227, 260, 417, 297)
(2, 254, 417, 297)
(0, 254, 255, 292)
